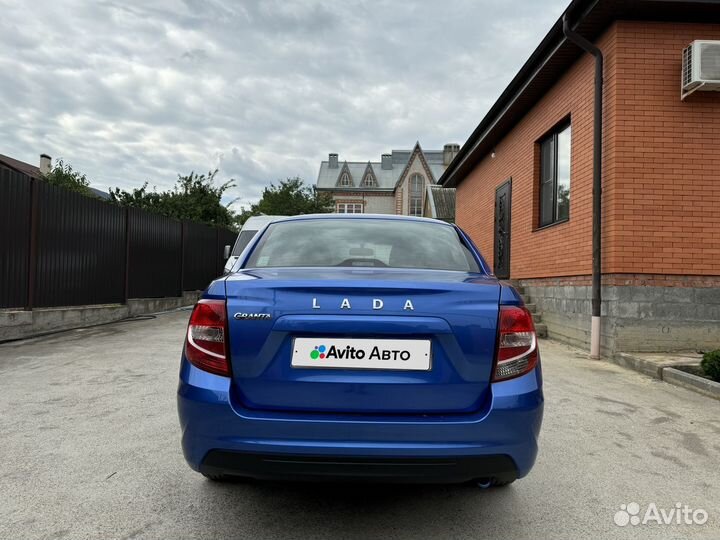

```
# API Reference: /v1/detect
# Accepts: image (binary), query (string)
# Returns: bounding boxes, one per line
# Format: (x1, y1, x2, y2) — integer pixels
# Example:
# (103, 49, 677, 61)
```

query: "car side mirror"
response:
(223, 245, 231, 260)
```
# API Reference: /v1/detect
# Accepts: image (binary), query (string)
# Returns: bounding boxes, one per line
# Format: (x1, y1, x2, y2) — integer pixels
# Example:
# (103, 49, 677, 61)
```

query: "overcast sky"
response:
(0, 0, 568, 208)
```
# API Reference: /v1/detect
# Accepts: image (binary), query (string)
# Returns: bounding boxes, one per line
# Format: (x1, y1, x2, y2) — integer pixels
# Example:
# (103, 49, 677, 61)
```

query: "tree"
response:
(237, 177, 333, 225)
(108, 182, 163, 210)
(42, 159, 92, 196)
(110, 169, 237, 229)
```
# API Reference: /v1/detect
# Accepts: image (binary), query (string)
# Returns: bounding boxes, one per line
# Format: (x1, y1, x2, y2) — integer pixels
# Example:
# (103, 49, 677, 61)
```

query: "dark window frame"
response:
(538, 120, 571, 228)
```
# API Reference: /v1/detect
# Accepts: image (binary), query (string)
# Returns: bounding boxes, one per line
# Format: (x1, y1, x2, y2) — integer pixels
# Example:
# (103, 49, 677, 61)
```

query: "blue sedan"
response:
(177, 214, 543, 486)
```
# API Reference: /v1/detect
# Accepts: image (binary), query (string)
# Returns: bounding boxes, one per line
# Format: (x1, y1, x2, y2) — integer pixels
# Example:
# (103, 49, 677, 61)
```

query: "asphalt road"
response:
(1, 310, 719, 540)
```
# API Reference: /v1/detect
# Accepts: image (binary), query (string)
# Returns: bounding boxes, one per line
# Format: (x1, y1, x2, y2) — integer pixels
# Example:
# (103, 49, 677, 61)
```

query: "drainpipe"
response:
(562, 13, 603, 359)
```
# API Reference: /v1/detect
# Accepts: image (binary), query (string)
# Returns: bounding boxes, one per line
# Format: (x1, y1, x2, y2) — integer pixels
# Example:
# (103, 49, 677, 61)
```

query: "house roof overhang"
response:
(438, 0, 720, 188)
(316, 187, 395, 192)
(0, 154, 42, 179)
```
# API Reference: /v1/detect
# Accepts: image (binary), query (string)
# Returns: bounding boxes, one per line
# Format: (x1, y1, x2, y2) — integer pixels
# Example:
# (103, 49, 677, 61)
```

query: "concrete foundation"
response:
(0, 292, 201, 342)
(521, 281, 720, 355)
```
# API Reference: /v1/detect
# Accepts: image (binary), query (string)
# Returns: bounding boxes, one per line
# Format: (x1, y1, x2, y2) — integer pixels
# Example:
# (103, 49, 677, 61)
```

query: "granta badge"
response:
(233, 312, 272, 320)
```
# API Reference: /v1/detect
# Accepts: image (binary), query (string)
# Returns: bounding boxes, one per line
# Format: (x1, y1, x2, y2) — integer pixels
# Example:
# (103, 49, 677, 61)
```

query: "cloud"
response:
(0, 0, 568, 207)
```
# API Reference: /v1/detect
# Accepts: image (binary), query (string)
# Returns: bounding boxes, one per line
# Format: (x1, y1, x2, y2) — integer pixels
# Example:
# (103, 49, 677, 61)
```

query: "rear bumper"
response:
(178, 360, 543, 483)
(200, 451, 518, 484)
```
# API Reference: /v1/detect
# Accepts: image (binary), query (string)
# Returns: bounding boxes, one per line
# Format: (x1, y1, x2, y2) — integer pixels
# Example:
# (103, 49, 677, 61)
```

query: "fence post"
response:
(123, 207, 130, 303)
(216, 227, 221, 277)
(180, 220, 186, 294)
(25, 178, 39, 311)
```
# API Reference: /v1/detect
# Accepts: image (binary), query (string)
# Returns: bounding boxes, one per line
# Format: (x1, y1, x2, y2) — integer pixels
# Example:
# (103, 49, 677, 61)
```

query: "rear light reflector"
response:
(493, 305, 538, 381)
(185, 299, 231, 377)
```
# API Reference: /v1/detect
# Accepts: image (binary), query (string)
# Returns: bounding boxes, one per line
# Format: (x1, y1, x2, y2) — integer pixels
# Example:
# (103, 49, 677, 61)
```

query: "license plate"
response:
(292, 338, 431, 371)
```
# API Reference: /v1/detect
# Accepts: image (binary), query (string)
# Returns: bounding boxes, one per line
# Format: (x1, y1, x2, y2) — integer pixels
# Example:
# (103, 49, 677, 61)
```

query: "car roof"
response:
(268, 214, 452, 225)
(240, 215, 288, 230)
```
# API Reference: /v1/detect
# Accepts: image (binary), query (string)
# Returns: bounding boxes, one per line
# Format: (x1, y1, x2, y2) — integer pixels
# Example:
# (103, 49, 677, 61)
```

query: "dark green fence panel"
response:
(1, 168, 238, 308)
(182, 221, 218, 291)
(0, 166, 32, 308)
(127, 208, 183, 299)
(34, 183, 126, 307)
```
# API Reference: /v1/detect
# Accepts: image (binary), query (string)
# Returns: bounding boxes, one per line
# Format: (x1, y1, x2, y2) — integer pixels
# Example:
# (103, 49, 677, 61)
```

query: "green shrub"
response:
(701, 349, 720, 382)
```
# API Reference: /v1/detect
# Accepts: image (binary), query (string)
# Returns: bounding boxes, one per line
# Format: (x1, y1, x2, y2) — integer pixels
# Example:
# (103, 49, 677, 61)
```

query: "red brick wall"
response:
(611, 21, 720, 275)
(457, 21, 720, 278)
(457, 26, 618, 278)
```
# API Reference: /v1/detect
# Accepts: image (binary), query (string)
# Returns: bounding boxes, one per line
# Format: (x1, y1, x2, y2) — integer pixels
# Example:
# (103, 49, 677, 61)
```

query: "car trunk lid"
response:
(225, 268, 500, 414)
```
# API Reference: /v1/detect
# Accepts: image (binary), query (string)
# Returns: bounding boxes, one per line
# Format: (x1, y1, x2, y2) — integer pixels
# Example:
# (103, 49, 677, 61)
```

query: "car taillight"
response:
(185, 299, 231, 377)
(493, 305, 538, 382)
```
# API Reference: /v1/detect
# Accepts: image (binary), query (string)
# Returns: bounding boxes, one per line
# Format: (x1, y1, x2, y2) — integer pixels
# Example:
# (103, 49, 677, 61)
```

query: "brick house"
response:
(439, 0, 720, 354)
(315, 143, 459, 216)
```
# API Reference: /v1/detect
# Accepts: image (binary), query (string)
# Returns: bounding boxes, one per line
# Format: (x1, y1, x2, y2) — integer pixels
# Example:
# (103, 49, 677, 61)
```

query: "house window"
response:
(337, 203, 363, 214)
(362, 173, 376, 187)
(409, 174, 424, 217)
(338, 172, 352, 186)
(539, 123, 571, 227)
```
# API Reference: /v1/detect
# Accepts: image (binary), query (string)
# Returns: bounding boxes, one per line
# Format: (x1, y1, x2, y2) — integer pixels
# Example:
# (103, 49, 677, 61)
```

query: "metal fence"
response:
(0, 167, 32, 309)
(0, 164, 237, 310)
(127, 208, 183, 299)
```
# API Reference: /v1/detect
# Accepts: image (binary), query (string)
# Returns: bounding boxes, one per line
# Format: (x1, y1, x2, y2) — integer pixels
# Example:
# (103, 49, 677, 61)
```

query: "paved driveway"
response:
(1, 310, 718, 539)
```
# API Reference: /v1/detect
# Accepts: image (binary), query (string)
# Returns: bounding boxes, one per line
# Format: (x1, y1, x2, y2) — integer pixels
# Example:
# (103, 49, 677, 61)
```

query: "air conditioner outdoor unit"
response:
(681, 40, 720, 100)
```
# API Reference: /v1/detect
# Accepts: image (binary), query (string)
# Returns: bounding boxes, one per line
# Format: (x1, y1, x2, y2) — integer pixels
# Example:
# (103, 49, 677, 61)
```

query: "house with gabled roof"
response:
(315, 142, 459, 216)
(438, 0, 720, 355)
(0, 153, 52, 179)
(0, 153, 110, 199)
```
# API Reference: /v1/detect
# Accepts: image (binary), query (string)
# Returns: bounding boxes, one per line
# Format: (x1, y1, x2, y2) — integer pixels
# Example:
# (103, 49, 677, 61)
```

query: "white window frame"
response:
(362, 173, 376, 187)
(336, 203, 363, 214)
(338, 172, 352, 187)
(409, 174, 424, 217)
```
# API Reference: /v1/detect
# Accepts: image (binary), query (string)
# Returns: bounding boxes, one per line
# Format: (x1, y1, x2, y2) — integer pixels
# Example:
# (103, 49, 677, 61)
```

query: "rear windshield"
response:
(245, 219, 479, 272)
(231, 230, 259, 256)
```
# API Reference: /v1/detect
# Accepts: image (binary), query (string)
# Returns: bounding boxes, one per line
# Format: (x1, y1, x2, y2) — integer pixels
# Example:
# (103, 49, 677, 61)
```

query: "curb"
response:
(611, 352, 720, 401)
(0, 292, 200, 343)
(612, 352, 666, 379)
(662, 368, 720, 401)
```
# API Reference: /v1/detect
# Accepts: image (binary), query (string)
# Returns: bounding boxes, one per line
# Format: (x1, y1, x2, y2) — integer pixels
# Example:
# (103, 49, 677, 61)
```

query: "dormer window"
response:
(338, 172, 352, 186)
(362, 173, 377, 187)
(336, 163, 354, 187)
